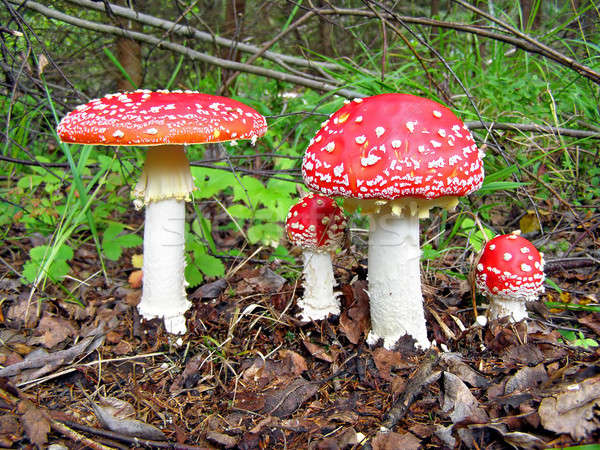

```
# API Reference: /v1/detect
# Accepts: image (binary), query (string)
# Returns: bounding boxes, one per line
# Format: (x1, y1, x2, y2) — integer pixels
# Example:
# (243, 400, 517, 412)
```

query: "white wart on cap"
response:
(285, 193, 346, 322)
(475, 233, 545, 321)
(302, 93, 484, 216)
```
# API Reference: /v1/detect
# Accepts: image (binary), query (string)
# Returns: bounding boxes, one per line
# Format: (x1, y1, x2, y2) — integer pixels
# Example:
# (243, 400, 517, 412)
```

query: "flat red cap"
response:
(286, 193, 346, 251)
(57, 90, 267, 146)
(475, 234, 545, 300)
(302, 93, 484, 200)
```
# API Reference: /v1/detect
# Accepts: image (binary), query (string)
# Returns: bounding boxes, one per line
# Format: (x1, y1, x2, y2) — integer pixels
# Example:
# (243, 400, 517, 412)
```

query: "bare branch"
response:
(9, 0, 364, 98)
(465, 121, 600, 139)
(61, 0, 341, 72)
(312, 6, 600, 85)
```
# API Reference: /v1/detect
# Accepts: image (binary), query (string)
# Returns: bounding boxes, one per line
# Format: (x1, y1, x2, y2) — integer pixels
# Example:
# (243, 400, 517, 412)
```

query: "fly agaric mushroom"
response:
(475, 233, 545, 322)
(286, 193, 346, 321)
(302, 93, 485, 349)
(57, 90, 267, 334)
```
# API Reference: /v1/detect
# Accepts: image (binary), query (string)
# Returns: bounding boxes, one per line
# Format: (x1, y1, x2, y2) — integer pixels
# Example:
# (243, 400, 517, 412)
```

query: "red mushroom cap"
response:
(475, 234, 545, 300)
(57, 90, 267, 146)
(302, 93, 484, 201)
(286, 193, 346, 251)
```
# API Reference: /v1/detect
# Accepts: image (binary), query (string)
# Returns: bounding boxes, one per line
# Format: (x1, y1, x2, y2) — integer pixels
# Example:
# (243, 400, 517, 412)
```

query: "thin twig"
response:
(8, 0, 364, 98)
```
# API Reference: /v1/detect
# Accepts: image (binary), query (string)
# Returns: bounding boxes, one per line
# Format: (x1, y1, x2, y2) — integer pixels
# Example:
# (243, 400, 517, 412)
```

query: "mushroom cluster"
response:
(302, 93, 485, 349)
(286, 193, 346, 322)
(57, 90, 267, 334)
(475, 233, 545, 322)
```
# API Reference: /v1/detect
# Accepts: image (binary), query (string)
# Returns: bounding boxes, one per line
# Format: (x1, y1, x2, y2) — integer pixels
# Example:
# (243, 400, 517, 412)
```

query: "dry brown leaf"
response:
(206, 431, 238, 448)
(339, 282, 370, 344)
(33, 315, 77, 349)
(278, 349, 308, 375)
(501, 344, 545, 366)
(128, 270, 143, 289)
(371, 431, 421, 450)
(538, 375, 600, 440)
(261, 378, 320, 418)
(0, 414, 22, 447)
(303, 341, 334, 363)
(440, 371, 489, 425)
(577, 313, 600, 337)
(86, 393, 166, 441)
(18, 399, 50, 448)
(440, 353, 489, 388)
(98, 396, 136, 419)
(372, 347, 411, 381)
(237, 267, 285, 295)
(504, 363, 548, 395)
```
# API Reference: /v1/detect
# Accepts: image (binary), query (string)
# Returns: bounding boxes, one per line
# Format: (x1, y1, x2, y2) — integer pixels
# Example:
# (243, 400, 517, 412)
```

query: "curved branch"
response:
(464, 121, 600, 139)
(314, 6, 600, 85)
(9, 0, 364, 98)
(62, 0, 341, 72)
(451, 0, 600, 84)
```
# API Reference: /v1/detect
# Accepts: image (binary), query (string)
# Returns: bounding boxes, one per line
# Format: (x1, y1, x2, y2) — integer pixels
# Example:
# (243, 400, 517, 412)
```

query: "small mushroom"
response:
(475, 233, 545, 322)
(57, 90, 267, 334)
(285, 193, 346, 322)
(302, 94, 485, 349)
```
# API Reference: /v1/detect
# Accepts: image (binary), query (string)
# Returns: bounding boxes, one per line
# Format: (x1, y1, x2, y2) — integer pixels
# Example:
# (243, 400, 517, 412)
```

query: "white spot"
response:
(430, 140, 442, 148)
(361, 154, 381, 167)
(476, 263, 483, 272)
(521, 263, 532, 272)
(333, 163, 344, 177)
(433, 110, 442, 118)
(355, 116, 363, 123)
(489, 244, 496, 250)
(375, 127, 385, 138)
(520, 247, 530, 254)
(391, 140, 402, 149)
(355, 135, 366, 145)
(324, 142, 335, 153)
(145, 128, 158, 135)
(406, 121, 417, 133)
(503, 252, 512, 261)
(112, 130, 124, 138)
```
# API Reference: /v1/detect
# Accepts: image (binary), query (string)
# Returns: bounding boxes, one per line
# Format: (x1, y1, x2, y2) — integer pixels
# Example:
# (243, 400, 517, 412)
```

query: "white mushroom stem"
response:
(297, 250, 340, 322)
(133, 145, 196, 334)
(366, 213, 430, 349)
(138, 198, 190, 334)
(486, 296, 528, 322)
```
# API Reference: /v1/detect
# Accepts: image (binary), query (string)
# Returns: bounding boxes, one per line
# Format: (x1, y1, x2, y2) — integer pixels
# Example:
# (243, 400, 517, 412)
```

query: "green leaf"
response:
(192, 166, 237, 198)
(102, 224, 143, 261)
(184, 262, 204, 287)
(247, 223, 283, 247)
(193, 253, 225, 278)
(227, 204, 253, 219)
(23, 244, 74, 283)
(459, 218, 495, 252)
(233, 176, 266, 206)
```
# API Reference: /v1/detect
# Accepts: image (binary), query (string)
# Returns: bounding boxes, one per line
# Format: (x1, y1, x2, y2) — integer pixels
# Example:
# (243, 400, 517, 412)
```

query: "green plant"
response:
(101, 224, 143, 261)
(558, 329, 599, 350)
(22, 244, 74, 284)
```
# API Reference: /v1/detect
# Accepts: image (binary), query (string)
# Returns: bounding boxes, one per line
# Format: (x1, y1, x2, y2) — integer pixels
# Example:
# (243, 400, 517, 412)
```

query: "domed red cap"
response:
(286, 193, 346, 251)
(57, 90, 267, 146)
(302, 93, 484, 200)
(475, 234, 545, 300)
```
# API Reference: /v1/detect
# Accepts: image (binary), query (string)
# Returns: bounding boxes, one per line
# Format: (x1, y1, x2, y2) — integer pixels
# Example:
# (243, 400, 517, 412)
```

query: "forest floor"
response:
(1, 205, 599, 449)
